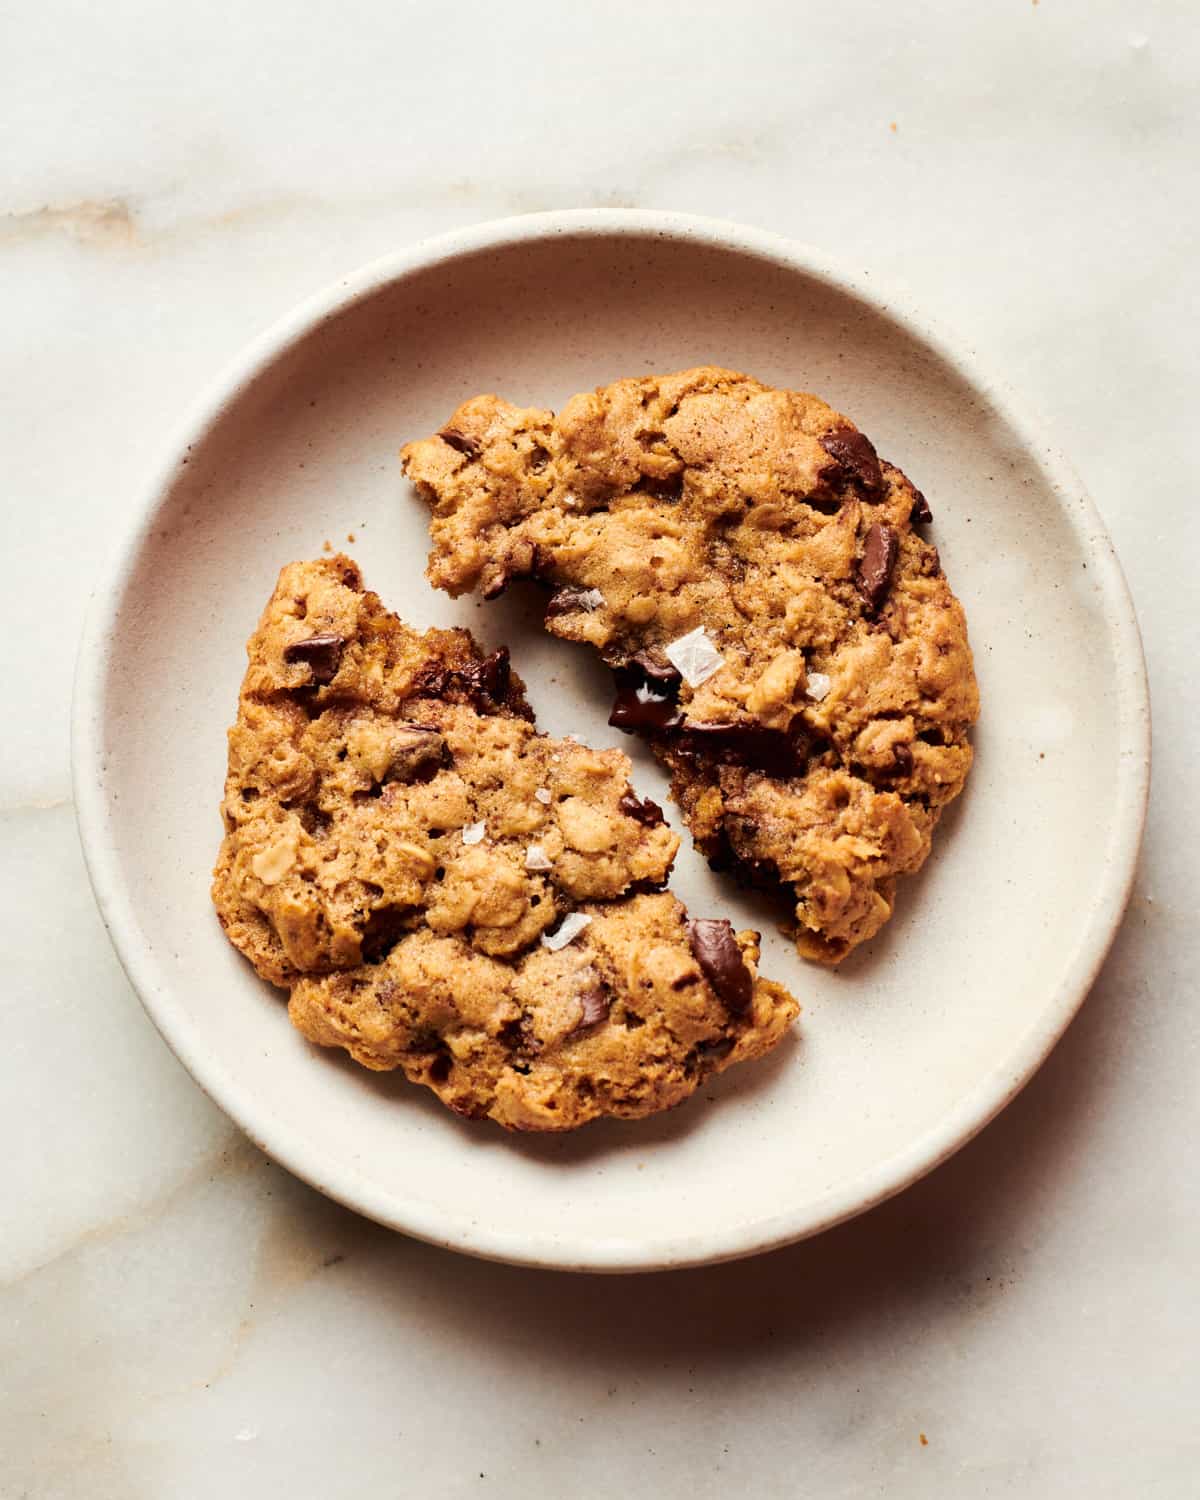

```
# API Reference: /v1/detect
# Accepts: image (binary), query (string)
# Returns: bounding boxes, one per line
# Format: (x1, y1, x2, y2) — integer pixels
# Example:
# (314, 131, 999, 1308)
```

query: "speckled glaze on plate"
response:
(72, 211, 1150, 1272)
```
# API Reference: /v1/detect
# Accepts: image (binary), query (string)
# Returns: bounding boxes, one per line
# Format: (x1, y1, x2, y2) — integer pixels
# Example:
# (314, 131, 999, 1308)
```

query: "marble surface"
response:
(1, 1, 1195, 1494)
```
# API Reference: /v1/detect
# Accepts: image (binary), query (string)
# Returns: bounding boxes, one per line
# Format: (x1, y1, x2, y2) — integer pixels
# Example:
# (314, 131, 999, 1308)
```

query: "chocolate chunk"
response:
(384, 724, 450, 783)
(283, 632, 345, 685)
(408, 662, 451, 700)
(545, 587, 598, 619)
(410, 646, 519, 715)
(856, 523, 899, 615)
(465, 647, 512, 706)
(892, 742, 914, 775)
(573, 982, 611, 1033)
(909, 489, 933, 525)
(629, 650, 683, 691)
(686, 919, 753, 1014)
(675, 718, 821, 777)
(618, 789, 666, 826)
(610, 689, 683, 733)
(438, 428, 481, 460)
(819, 425, 884, 500)
(609, 651, 684, 734)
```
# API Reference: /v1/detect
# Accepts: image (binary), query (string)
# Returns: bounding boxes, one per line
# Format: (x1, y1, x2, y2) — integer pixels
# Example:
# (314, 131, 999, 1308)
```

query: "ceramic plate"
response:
(73, 211, 1149, 1271)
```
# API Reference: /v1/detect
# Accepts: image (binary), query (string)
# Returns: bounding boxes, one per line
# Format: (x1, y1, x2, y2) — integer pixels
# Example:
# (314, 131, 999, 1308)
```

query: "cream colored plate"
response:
(73, 212, 1149, 1271)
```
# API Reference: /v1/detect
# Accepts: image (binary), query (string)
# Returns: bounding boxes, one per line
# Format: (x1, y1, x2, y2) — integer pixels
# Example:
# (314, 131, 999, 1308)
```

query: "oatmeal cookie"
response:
(212, 555, 798, 1128)
(402, 366, 979, 962)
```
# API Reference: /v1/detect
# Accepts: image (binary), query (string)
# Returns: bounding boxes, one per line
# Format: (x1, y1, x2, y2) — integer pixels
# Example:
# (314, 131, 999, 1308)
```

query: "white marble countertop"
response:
(3, 2, 1195, 1494)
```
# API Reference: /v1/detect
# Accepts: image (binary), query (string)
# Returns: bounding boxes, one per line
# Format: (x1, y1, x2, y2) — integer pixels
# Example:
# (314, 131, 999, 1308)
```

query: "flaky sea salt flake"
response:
(806, 671, 832, 702)
(541, 912, 593, 951)
(664, 626, 724, 688)
(461, 821, 486, 846)
(534, 787, 552, 804)
(525, 844, 553, 871)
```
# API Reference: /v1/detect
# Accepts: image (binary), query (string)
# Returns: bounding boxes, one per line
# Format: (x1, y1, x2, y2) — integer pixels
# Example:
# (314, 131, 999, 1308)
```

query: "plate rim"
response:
(71, 208, 1152, 1272)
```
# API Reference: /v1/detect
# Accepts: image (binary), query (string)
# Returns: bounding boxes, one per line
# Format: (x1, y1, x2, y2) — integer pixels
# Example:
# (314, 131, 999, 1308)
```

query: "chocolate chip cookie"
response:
(402, 366, 979, 963)
(213, 556, 798, 1129)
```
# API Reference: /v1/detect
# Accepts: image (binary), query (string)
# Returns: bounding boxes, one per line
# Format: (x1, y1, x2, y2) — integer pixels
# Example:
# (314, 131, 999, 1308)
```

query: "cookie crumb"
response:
(322, 539, 332, 553)
(541, 912, 593, 951)
(347, 531, 356, 543)
(919, 1433, 929, 1447)
(461, 821, 486, 846)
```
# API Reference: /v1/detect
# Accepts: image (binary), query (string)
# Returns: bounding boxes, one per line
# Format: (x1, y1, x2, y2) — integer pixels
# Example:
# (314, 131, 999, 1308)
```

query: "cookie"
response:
(402, 366, 979, 963)
(213, 556, 798, 1129)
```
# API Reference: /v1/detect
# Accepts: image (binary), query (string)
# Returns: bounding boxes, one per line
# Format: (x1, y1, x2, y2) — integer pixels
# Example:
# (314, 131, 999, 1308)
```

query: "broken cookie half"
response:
(212, 556, 798, 1131)
(402, 366, 979, 963)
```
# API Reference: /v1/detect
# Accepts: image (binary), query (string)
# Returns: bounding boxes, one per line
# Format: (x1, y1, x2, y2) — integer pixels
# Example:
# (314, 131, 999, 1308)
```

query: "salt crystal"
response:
(525, 844, 553, 871)
(563, 492, 578, 508)
(461, 821, 486, 845)
(806, 671, 832, 702)
(577, 588, 605, 611)
(534, 787, 552, 804)
(663, 626, 724, 687)
(541, 912, 593, 951)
